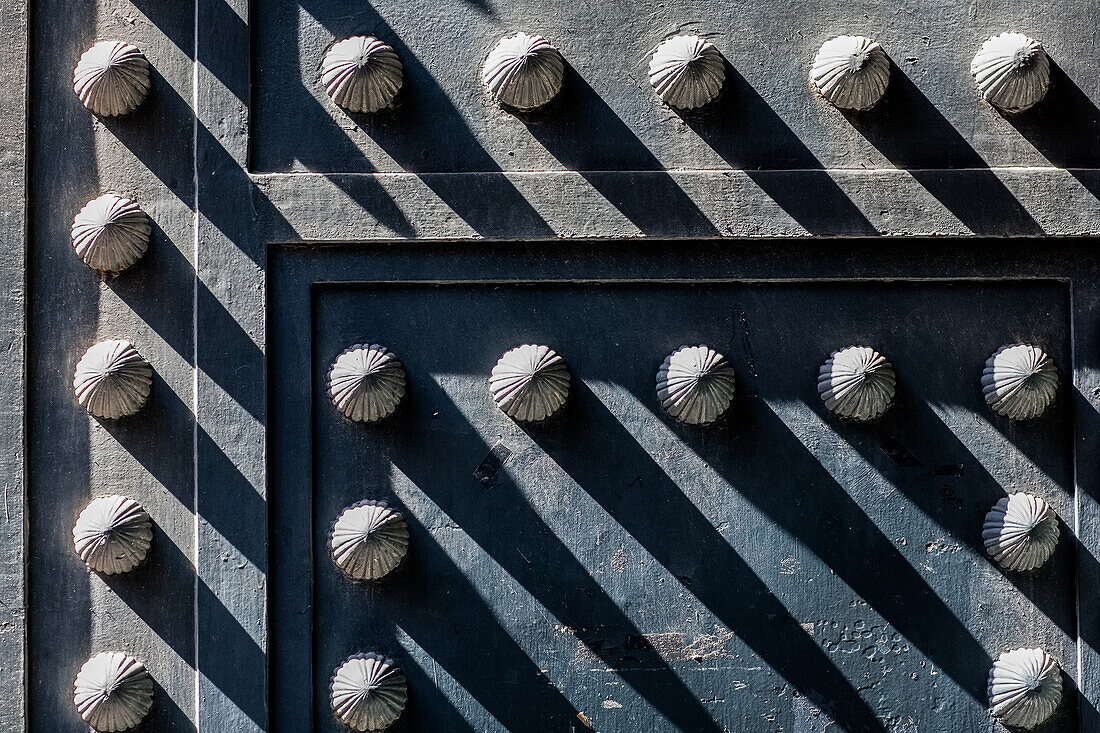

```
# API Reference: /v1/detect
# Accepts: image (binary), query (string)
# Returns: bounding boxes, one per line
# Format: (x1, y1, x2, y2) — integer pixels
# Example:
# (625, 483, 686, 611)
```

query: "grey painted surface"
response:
(254, 169, 1100, 239)
(195, 0, 268, 729)
(252, 0, 1100, 174)
(0, 0, 27, 729)
(26, 0, 196, 730)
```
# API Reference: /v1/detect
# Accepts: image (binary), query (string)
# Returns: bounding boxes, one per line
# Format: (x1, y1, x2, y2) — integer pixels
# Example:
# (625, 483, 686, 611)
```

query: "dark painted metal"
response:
(269, 241, 1096, 732)
(9, 0, 1100, 728)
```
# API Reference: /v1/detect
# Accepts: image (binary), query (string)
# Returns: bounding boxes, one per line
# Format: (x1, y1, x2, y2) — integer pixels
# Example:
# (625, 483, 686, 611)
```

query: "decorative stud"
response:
(982, 343, 1058, 420)
(656, 345, 736, 425)
(330, 653, 408, 731)
(810, 35, 890, 111)
(327, 344, 406, 423)
(73, 340, 153, 419)
(73, 496, 153, 575)
(971, 32, 1050, 114)
(321, 36, 404, 114)
(73, 41, 151, 117)
(648, 35, 726, 110)
(74, 652, 154, 732)
(72, 194, 151, 273)
(331, 501, 409, 581)
(983, 493, 1059, 572)
(988, 647, 1062, 728)
(482, 33, 565, 111)
(818, 346, 896, 421)
(489, 344, 570, 421)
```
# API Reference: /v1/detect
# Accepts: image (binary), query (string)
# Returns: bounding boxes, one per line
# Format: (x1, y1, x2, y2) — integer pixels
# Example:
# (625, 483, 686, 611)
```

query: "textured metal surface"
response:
(26, 0, 196, 730)
(8, 0, 1100, 729)
(252, 0, 1100, 173)
(269, 241, 1098, 732)
(0, 0, 26, 728)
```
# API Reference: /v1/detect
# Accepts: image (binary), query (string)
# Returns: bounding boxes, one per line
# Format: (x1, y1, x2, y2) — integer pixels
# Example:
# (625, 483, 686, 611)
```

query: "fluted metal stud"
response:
(73, 41, 151, 117)
(988, 647, 1062, 728)
(982, 343, 1058, 420)
(330, 501, 409, 581)
(818, 346, 896, 421)
(810, 35, 890, 111)
(648, 35, 726, 110)
(72, 194, 151, 273)
(971, 32, 1050, 114)
(73, 495, 153, 575)
(73, 340, 153, 419)
(321, 36, 404, 114)
(656, 345, 736, 425)
(74, 652, 154, 732)
(482, 33, 565, 111)
(330, 653, 408, 731)
(327, 344, 406, 423)
(983, 493, 1059, 572)
(489, 344, 570, 421)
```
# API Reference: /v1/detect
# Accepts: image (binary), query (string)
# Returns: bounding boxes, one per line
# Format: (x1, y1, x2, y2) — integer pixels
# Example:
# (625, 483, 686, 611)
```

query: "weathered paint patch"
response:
(792, 692, 838, 731)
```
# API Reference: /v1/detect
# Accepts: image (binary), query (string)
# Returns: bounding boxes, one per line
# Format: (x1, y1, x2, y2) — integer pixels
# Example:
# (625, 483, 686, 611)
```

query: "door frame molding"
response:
(1, 0, 28, 728)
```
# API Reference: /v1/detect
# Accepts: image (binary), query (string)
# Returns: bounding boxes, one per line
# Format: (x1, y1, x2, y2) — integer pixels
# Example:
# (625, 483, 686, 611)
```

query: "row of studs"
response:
(327, 342, 1060, 426)
(66, 21, 157, 733)
(73, 30, 1052, 123)
(67, 11, 161, 732)
(69, 339, 1058, 425)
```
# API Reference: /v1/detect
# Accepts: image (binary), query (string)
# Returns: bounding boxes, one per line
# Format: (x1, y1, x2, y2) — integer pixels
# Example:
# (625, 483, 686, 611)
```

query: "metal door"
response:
(8, 0, 1100, 729)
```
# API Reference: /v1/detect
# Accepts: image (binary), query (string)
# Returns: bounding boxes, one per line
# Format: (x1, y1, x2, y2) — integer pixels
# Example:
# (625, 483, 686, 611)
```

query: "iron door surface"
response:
(270, 243, 1083, 733)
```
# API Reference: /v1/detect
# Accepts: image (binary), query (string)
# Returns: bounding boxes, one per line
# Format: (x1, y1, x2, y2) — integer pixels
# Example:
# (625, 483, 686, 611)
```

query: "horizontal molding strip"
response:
(251, 168, 1100, 241)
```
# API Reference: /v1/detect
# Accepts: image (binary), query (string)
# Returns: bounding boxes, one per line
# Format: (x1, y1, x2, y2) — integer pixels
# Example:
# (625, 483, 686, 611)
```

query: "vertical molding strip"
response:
(1071, 278, 1100, 731)
(195, 0, 268, 730)
(0, 0, 27, 728)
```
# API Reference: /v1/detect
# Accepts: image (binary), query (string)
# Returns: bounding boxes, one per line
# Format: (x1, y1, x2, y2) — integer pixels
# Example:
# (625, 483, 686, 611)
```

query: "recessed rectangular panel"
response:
(275, 277, 1076, 732)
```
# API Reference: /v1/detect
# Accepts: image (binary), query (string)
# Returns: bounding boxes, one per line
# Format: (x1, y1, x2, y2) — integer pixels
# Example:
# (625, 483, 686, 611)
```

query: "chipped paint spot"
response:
(473, 440, 513, 486)
(570, 627, 738, 667)
(792, 693, 837, 731)
(611, 547, 627, 573)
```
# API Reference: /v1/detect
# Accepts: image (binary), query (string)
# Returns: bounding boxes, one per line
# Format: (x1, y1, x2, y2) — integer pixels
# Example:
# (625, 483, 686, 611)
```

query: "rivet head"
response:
(482, 33, 565, 111)
(988, 647, 1062, 728)
(330, 501, 409, 581)
(327, 344, 406, 423)
(321, 37, 404, 114)
(73, 41, 151, 117)
(818, 346, 896, 421)
(489, 344, 570, 421)
(74, 652, 154, 732)
(648, 35, 726, 110)
(971, 32, 1050, 114)
(72, 194, 151, 273)
(982, 493, 1059, 571)
(981, 343, 1058, 420)
(656, 345, 736, 425)
(330, 653, 408, 731)
(73, 496, 153, 575)
(73, 340, 153, 419)
(810, 36, 890, 111)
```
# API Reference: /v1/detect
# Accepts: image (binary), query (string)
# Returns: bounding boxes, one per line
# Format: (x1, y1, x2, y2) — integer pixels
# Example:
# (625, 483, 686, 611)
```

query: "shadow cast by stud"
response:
(846, 65, 1042, 236)
(681, 61, 878, 236)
